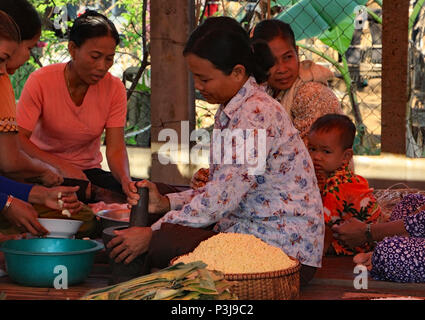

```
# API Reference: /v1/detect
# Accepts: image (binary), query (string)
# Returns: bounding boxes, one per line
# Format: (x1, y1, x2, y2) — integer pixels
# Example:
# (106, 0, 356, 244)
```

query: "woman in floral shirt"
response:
(191, 19, 344, 190)
(106, 17, 324, 286)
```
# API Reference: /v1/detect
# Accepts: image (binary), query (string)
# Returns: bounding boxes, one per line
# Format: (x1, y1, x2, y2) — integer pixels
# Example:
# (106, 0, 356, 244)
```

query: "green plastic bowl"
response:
(0, 238, 104, 287)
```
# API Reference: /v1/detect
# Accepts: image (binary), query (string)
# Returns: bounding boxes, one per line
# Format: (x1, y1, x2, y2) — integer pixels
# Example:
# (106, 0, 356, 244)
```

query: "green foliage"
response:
(22, 1, 150, 146)
(319, 14, 355, 56)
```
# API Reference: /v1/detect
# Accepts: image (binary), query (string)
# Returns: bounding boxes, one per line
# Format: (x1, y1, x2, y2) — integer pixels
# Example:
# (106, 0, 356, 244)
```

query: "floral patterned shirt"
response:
(151, 77, 324, 268)
(321, 166, 382, 255)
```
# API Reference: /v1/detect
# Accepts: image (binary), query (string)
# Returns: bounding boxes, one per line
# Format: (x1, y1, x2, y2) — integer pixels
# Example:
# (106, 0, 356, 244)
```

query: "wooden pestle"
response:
(129, 187, 149, 227)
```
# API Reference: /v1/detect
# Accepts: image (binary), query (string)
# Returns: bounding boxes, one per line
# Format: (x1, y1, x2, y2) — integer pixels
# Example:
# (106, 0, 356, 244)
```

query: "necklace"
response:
(65, 61, 88, 106)
(65, 61, 74, 101)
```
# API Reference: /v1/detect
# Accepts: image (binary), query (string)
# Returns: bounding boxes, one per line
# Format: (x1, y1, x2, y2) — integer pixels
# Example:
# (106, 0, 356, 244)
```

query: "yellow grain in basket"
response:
(174, 233, 297, 274)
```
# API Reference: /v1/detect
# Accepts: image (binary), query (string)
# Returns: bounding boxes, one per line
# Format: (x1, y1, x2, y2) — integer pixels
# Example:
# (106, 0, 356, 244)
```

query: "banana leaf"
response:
(81, 261, 233, 301)
(271, 0, 293, 7)
(214, 279, 236, 294)
(319, 13, 355, 55)
(275, 0, 368, 40)
(153, 288, 182, 300)
(197, 268, 218, 291)
(178, 278, 218, 295)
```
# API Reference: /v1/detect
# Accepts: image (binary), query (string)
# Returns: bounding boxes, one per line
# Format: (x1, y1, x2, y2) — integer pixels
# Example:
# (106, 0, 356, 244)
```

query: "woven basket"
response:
(170, 256, 300, 300)
(373, 183, 425, 222)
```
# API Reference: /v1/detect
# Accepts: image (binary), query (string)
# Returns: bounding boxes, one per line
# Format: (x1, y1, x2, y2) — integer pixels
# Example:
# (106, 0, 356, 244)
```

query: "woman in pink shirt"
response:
(17, 11, 137, 202)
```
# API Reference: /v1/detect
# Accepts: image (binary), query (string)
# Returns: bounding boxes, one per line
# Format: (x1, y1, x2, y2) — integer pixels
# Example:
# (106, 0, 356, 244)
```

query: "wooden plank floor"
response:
(299, 256, 425, 300)
(1, 251, 424, 300)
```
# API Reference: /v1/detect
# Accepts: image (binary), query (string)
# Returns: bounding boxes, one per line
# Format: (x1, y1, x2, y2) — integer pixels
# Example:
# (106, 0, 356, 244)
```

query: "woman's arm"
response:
(18, 126, 88, 181)
(0, 132, 62, 186)
(0, 175, 33, 201)
(332, 217, 409, 248)
(104, 127, 132, 196)
(0, 192, 48, 236)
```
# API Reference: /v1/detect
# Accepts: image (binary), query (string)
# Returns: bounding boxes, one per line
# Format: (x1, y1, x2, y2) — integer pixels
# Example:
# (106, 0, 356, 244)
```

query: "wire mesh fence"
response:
(199, 0, 384, 155)
(12, 1, 425, 157)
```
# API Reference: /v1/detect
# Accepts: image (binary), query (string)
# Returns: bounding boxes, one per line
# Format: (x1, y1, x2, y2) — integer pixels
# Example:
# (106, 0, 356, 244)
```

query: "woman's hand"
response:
(107, 226, 152, 264)
(190, 168, 209, 189)
(1, 197, 48, 236)
(120, 177, 134, 200)
(29, 185, 83, 215)
(57, 164, 91, 199)
(127, 180, 170, 214)
(331, 218, 368, 248)
(39, 166, 64, 187)
(58, 163, 89, 181)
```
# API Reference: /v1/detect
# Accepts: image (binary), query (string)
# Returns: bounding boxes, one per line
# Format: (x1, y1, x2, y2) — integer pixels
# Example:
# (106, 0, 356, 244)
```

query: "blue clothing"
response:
(0, 176, 33, 210)
(0, 193, 8, 211)
(371, 193, 425, 283)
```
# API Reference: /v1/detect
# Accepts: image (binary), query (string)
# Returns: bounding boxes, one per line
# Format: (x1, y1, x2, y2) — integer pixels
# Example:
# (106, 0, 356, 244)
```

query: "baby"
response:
(307, 114, 381, 255)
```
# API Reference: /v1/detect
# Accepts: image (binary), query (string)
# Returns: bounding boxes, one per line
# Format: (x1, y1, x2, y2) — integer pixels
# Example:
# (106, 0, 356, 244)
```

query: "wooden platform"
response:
(1, 252, 424, 300)
(300, 256, 425, 300)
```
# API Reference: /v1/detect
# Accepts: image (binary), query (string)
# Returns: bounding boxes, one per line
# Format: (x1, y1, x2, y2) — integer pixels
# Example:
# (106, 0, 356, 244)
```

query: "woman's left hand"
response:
(107, 226, 152, 264)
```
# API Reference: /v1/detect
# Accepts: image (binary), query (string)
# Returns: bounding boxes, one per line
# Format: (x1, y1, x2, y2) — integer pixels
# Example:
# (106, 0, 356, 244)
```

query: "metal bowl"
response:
(0, 238, 104, 287)
(96, 209, 130, 229)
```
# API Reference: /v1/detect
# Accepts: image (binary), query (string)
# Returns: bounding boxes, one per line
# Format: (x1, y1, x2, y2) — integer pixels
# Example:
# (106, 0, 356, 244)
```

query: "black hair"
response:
(309, 114, 356, 150)
(0, 0, 41, 41)
(0, 10, 20, 43)
(251, 19, 297, 51)
(183, 17, 275, 84)
(69, 10, 120, 47)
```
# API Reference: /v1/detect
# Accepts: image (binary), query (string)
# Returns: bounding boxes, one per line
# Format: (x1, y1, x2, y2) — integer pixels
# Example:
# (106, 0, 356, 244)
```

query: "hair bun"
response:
(81, 9, 102, 17)
(250, 39, 275, 83)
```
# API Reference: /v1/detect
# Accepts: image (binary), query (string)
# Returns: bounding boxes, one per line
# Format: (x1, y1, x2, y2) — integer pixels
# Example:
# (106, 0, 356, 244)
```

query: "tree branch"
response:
(126, 0, 149, 101)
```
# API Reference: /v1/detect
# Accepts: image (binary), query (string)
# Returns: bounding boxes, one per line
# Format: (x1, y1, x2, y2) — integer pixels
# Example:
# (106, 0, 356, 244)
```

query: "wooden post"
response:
(381, 1, 409, 154)
(150, 0, 196, 185)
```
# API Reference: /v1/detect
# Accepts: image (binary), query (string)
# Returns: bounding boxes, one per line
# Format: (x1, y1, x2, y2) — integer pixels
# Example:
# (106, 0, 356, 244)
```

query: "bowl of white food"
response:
(37, 218, 83, 239)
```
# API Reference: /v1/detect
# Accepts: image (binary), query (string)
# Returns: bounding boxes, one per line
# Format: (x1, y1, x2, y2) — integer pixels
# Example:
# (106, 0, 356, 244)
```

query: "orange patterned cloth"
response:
(321, 166, 382, 255)
(0, 75, 18, 133)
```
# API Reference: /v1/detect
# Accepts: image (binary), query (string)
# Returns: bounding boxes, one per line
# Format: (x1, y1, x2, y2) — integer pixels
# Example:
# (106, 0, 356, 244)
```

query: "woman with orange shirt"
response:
(16, 10, 139, 203)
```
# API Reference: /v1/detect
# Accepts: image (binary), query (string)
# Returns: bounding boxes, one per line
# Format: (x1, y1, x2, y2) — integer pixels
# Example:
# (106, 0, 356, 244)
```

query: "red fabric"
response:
(205, 3, 219, 17)
(320, 166, 382, 255)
